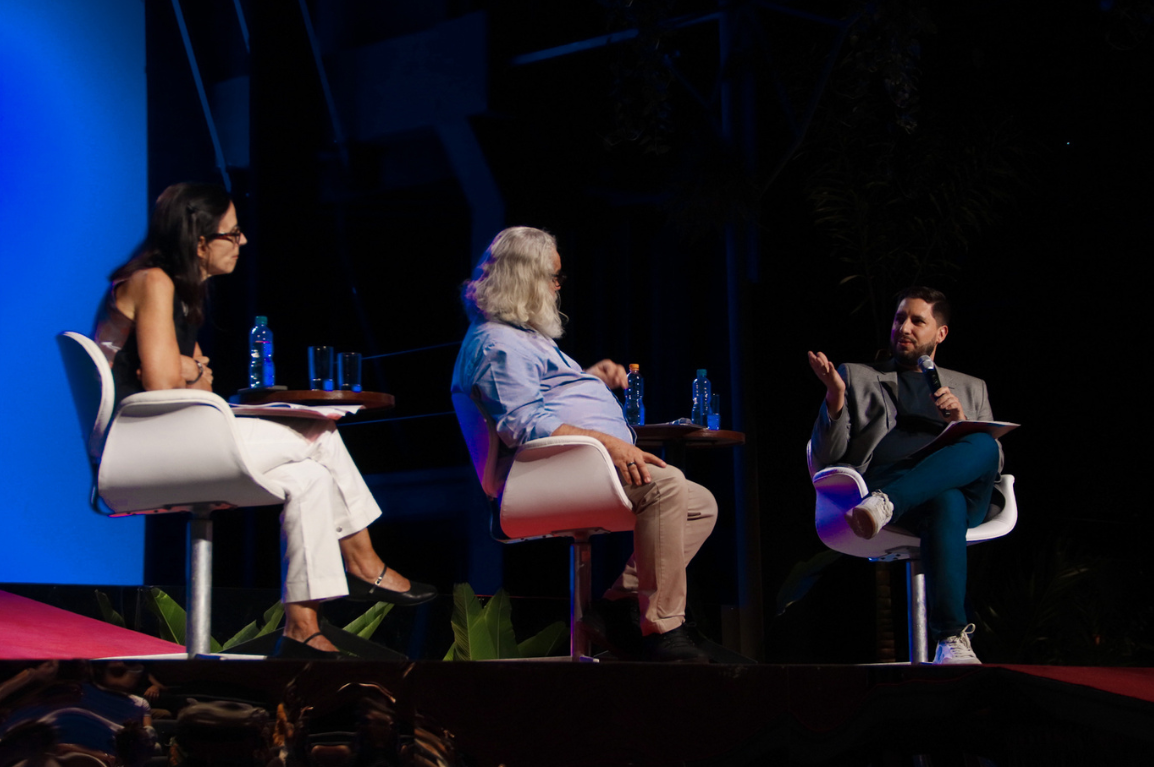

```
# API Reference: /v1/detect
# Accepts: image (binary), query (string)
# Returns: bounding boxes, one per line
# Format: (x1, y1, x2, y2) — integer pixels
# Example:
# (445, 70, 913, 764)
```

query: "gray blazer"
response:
(810, 360, 1002, 477)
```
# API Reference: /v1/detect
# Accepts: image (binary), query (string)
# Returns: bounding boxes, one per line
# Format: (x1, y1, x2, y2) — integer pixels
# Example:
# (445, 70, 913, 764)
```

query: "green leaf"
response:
(256, 602, 285, 638)
(144, 587, 220, 653)
(95, 590, 125, 629)
(481, 589, 519, 660)
(144, 587, 184, 645)
(220, 602, 283, 650)
(344, 602, 393, 640)
(221, 620, 261, 650)
(517, 621, 568, 658)
(447, 583, 497, 661)
(775, 550, 844, 616)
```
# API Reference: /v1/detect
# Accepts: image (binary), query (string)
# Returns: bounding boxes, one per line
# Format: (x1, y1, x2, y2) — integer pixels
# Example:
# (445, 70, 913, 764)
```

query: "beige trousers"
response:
(233, 417, 382, 604)
(604, 463, 718, 635)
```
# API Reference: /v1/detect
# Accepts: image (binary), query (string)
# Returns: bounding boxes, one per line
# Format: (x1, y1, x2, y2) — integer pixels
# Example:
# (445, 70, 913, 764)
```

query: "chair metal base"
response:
(907, 559, 928, 664)
(186, 505, 215, 658)
(570, 533, 592, 660)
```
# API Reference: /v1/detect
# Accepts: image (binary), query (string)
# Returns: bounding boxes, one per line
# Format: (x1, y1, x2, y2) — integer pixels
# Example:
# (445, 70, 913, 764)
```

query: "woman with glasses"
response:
(95, 182, 435, 658)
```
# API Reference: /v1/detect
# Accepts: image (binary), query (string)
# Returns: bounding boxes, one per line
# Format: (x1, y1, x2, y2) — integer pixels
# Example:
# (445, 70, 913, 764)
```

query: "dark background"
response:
(139, 0, 1153, 663)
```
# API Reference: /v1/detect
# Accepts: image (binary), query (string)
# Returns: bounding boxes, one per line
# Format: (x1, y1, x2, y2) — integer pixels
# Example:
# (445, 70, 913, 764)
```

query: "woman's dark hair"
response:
(110, 182, 232, 326)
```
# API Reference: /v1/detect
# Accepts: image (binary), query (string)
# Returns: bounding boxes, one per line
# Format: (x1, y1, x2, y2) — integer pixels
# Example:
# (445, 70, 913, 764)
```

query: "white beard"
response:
(532, 302, 564, 339)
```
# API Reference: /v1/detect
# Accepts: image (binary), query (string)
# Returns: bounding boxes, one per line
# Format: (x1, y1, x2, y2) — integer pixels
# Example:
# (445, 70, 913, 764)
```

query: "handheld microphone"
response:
(917, 355, 942, 393)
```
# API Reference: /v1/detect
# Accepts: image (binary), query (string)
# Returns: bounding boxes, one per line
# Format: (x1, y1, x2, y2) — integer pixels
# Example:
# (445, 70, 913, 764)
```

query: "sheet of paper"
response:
(229, 402, 363, 421)
(910, 420, 1020, 460)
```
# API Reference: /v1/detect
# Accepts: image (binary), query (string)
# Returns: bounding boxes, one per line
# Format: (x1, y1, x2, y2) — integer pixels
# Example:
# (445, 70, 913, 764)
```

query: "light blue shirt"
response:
(452, 320, 633, 448)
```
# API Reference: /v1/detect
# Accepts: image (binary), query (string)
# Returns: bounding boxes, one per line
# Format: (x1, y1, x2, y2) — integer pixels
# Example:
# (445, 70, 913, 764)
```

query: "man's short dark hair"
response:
(896, 286, 951, 327)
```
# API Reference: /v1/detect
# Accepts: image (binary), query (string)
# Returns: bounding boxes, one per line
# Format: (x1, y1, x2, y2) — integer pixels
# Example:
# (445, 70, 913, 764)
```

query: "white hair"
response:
(463, 226, 565, 338)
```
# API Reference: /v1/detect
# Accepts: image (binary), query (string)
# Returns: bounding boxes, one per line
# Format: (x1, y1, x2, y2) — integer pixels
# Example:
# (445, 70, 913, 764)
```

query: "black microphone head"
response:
(918, 354, 942, 394)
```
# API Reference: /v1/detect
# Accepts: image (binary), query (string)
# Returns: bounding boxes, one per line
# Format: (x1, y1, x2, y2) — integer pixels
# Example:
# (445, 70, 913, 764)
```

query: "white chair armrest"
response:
(518, 435, 612, 460)
(812, 465, 869, 495)
(518, 435, 606, 450)
(501, 436, 633, 538)
(516, 435, 631, 508)
(966, 474, 1017, 542)
(98, 389, 285, 514)
(117, 388, 233, 410)
(814, 465, 1017, 560)
(813, 465, 919, 560)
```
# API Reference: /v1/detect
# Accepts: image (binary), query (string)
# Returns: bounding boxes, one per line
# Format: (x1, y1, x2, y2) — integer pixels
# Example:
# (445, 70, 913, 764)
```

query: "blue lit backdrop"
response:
(0, 0, 147, 584)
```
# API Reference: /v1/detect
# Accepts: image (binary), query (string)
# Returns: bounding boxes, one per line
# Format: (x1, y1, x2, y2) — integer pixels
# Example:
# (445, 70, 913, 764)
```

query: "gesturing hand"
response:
(585, 359, 629, 390)
(807, 351, 845, 395)
(807, 351, 846, 418)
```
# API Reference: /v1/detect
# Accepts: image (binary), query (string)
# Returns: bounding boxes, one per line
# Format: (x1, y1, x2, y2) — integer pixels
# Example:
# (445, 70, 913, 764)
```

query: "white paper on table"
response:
(229, 402, 363, 421)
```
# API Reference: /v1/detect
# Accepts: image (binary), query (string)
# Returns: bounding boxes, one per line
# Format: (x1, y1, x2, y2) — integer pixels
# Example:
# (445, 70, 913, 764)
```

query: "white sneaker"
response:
(845, 491, 893, 539)
(933, 624, 980, 665)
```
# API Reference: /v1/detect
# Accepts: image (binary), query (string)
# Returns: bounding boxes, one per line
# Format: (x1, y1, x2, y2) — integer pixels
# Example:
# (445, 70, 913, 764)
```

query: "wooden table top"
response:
(232, 389, 395, 409)
(633, 424, 745, 449)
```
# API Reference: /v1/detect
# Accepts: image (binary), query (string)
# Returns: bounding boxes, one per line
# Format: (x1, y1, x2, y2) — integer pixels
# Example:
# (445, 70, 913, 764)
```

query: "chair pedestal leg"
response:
(186, 506, 214, 658)
(907, 559, 928, 664)
(570, 534, 592, 660)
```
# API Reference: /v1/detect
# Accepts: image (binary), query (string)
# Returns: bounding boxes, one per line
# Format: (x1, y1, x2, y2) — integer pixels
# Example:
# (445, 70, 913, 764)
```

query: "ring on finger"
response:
(626, 461, 636, 467)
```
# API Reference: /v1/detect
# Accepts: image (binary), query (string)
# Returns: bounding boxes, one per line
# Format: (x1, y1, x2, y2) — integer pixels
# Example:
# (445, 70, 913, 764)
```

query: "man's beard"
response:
(890, 337, 936, 368)
(531, 294, 564, 339)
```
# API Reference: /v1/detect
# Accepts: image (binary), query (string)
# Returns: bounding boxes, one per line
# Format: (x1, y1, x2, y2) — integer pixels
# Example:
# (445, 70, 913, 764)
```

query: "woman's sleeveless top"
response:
(94, 284, 198, 406)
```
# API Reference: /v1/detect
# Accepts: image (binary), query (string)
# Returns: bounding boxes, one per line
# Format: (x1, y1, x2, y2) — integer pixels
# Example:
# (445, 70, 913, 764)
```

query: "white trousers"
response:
(233, 417, 382, 603)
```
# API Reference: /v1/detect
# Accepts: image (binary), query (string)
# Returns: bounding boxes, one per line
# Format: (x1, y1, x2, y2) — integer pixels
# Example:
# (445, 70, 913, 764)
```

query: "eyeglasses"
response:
(206, 227, 243, 245)
(551, 271, 568, 287)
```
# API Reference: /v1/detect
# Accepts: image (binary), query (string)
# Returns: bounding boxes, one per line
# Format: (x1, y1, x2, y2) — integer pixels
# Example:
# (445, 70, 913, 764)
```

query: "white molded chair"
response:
(808, 443, 1017, 663)
(57, 332, 286, 657)
(452, 390, 635, 660)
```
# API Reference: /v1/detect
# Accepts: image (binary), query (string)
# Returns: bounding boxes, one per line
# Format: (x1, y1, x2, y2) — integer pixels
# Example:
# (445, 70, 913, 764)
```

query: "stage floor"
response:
(2, 658, 1152, 766)
(3, 588, 1153, 765)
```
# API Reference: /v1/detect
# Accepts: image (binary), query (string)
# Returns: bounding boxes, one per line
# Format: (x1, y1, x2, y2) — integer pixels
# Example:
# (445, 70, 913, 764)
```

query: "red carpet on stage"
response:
(0, 590, 184, 659)
(996, 664, 1154, 704)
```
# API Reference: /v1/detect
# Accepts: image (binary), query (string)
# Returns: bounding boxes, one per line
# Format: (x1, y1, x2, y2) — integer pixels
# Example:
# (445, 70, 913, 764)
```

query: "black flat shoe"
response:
(271, 631, 342, 659)
(345, 567, 438, 606)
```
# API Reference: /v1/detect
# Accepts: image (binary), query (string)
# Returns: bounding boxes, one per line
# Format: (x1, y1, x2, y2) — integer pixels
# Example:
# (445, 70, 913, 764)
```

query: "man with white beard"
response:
(452, 226, 719, 662)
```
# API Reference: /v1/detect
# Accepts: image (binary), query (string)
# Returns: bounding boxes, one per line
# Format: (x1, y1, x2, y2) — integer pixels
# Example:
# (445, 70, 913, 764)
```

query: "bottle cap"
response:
(629, 364, 640, 372)
(255, 316, 267, 324)
(697, 368, 707, 377)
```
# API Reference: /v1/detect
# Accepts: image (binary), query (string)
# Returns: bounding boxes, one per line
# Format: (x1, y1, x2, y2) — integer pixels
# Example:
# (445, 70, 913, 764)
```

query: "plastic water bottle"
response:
(691, 369, 711, 426)
(624, 363, 645, 426)
(249, 316, 275, 388)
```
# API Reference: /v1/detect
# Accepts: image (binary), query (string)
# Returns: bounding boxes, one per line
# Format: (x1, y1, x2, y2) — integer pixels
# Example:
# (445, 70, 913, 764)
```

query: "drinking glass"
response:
(339, 352, 362, 392)
(707, 394, 721, 430)
(308, 346, 335, 391)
